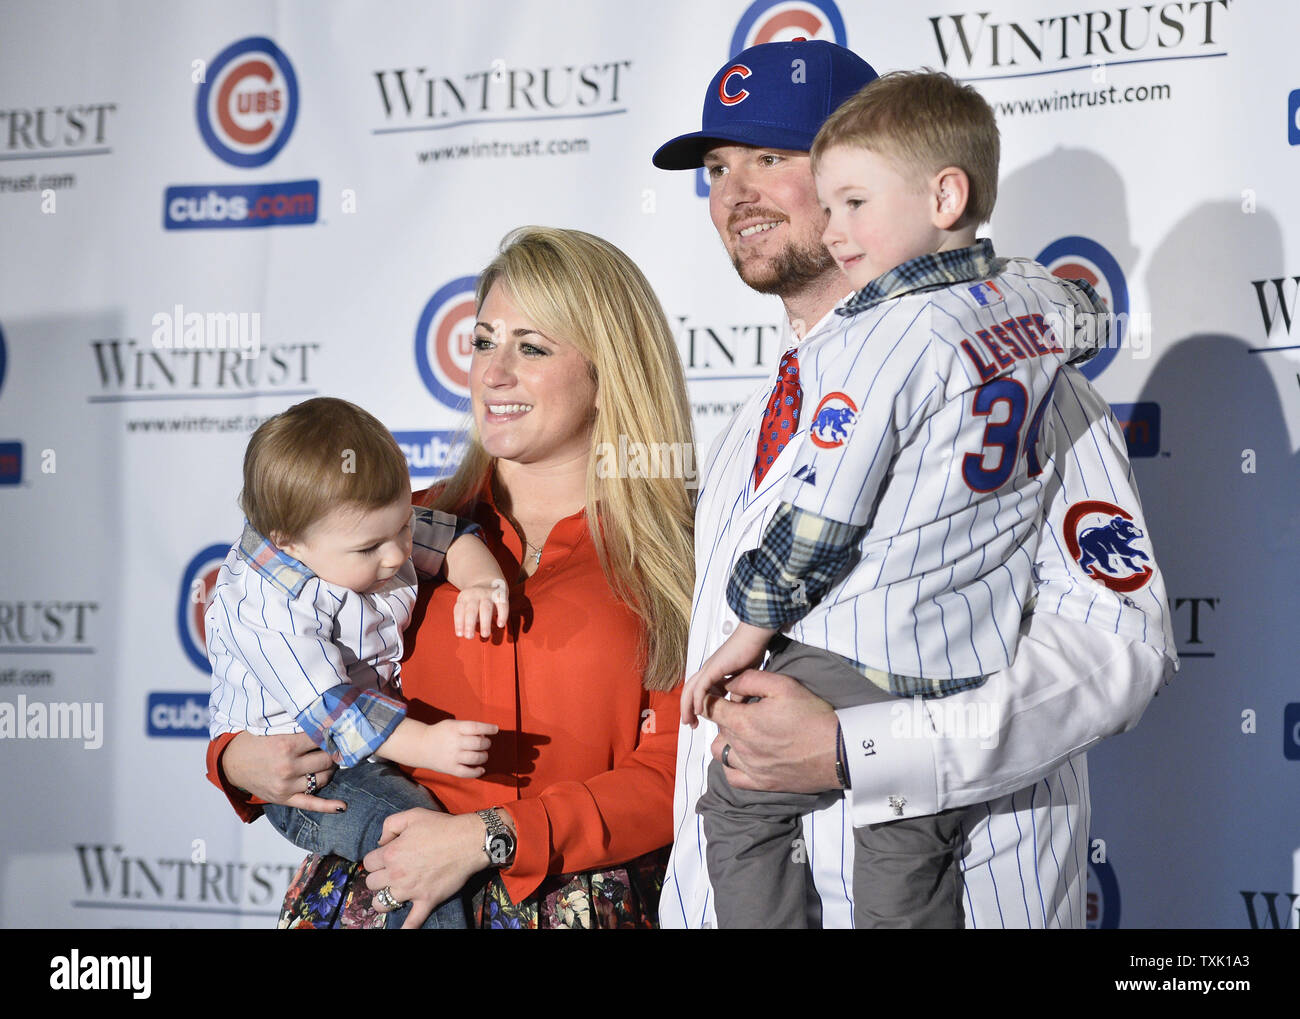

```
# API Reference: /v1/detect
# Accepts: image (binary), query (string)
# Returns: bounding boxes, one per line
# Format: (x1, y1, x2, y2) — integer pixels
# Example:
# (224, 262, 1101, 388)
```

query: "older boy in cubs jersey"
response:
(654, 40, 1176, 928)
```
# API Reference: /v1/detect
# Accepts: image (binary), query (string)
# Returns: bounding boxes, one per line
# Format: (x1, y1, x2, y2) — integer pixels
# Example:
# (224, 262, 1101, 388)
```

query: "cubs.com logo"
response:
(415, 276, 477, 412)
(809, 391, 857, 449)
(1063, 500, 1153, 593)
(1036, 235, 1128, 381)
(730, 0, 848, 53)
(177, 543, 230, 672)
(196, 37, 299, 167)
(1086, 857, 1121, 929)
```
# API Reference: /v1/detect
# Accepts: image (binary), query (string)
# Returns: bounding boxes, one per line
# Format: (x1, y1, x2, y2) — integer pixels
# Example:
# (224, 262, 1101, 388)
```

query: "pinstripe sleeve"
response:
(209, 574, 406, 759)
(781, 304, 941, 526)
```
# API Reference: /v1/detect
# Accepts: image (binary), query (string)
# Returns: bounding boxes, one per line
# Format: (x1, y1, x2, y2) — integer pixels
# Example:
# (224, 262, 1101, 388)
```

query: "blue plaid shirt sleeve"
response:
(298, 682, 407, 767)
(726, 502, 863, 628)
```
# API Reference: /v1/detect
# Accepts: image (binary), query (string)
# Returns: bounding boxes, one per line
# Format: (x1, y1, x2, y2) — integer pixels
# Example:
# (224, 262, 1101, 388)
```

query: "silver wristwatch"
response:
(476, 808, 516, 867)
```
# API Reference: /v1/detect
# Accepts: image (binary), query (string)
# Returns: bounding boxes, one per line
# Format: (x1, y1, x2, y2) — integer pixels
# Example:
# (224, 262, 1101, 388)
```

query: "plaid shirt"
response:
(839, 237, 1105, 364)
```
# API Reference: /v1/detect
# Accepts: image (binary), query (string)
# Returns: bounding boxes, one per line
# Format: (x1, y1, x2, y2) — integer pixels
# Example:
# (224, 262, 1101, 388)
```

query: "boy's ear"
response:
(931, 166, 970, 230)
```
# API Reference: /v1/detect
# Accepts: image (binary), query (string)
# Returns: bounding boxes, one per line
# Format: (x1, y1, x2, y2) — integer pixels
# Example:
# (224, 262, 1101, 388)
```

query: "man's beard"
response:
(731, 235, 837, 297)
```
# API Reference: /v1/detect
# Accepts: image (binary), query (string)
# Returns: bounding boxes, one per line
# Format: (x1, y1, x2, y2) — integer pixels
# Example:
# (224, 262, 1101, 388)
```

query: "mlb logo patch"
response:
(968, 281, 1005, 307)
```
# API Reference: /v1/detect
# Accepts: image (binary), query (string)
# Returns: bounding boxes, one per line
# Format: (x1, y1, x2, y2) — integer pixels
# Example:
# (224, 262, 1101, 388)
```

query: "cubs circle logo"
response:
(731, 0, 848, 52)
(718, 64, 752, 106)
(177, 544, 231, 672)
(1086, 857, 1121, 929)
(196, 37, 299, 167)
(415, 276, 477, 412)
(1036, 235, 1128, 381)
(1063, 500, 1153, 593)
(809, 391, 857, 448)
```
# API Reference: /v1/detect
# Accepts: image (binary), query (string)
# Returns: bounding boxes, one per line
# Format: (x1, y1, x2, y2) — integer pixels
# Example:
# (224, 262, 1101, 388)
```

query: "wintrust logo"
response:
(929, 3, 1231, 78)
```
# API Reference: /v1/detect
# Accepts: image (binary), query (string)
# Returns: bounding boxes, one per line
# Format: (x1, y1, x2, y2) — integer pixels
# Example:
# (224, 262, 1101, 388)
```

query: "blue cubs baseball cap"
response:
(652, 39, 878, 170)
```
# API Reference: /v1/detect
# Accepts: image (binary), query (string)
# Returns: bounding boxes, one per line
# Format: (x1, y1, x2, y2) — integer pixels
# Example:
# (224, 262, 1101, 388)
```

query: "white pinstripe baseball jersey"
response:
(778, 253, 1093, 681)
(206, 508, 458, 760)
(662, 288, 1176, 928)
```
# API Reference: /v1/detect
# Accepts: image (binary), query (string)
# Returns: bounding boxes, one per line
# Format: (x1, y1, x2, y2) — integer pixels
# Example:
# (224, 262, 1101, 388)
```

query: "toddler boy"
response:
(207, 397, 506, 928)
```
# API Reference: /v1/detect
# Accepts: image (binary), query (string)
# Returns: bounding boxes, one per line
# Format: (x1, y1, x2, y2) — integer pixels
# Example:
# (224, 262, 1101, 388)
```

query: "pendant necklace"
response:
(525, 542, 543, 566)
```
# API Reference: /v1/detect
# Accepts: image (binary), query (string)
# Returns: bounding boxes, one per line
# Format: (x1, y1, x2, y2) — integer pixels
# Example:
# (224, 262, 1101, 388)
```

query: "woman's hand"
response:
(220, 731, 346, 812)
(363, 808, 487, 929)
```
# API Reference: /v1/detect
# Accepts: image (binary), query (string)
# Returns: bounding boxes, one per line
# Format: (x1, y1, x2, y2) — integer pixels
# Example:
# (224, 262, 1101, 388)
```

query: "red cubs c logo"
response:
(719, 64, 752, 106)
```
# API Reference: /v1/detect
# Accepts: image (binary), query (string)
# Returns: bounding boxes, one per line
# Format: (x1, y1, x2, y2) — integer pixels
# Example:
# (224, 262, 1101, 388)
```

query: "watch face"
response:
(487, 834, 513, 866)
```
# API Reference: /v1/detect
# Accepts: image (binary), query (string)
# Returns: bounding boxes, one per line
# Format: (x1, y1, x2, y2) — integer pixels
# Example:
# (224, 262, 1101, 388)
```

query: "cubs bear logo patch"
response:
(809, 392, 858, 449)
(1063, 499, 1153, 592)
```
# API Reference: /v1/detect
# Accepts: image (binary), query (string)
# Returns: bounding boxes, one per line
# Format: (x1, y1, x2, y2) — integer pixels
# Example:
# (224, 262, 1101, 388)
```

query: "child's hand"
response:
(454, 579, 509, 638)
(680, 622, 775, 728)
(422, 719, 498, 778)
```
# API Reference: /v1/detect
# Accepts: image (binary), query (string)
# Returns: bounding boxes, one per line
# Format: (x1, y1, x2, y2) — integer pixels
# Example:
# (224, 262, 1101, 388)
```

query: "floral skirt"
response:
(277, 847, 669, 929)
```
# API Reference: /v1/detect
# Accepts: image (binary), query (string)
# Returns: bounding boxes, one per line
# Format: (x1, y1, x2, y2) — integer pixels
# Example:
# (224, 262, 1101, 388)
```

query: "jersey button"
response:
(721, 619, 735, 635)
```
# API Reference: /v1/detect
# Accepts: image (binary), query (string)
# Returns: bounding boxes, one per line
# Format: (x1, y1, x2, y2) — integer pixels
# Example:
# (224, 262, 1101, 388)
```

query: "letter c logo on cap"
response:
(719, 64, 752, 106)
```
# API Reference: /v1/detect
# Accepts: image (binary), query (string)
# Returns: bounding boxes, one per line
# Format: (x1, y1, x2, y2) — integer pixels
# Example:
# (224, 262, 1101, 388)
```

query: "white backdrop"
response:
(1, 0, 1296, 929)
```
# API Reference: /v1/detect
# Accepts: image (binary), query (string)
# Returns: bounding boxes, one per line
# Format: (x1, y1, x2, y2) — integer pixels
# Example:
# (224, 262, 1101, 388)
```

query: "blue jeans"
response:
(264, 760, 466, 930)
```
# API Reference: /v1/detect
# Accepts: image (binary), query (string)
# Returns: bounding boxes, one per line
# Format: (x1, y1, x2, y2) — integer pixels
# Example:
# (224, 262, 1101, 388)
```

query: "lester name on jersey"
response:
(780, 245, 1094, 684)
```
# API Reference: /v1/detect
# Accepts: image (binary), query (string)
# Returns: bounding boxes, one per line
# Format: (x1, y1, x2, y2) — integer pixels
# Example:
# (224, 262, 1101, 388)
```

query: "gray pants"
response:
(698, 638, 966, 929)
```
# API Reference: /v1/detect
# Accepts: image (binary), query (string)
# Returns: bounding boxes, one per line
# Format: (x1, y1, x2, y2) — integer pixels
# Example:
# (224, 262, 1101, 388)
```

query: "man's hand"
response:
(704, 668, 839, 794)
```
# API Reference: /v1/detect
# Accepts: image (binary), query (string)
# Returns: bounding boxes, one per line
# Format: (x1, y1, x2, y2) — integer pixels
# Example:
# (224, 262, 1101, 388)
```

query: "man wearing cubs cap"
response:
(656, 39, 1176, 929)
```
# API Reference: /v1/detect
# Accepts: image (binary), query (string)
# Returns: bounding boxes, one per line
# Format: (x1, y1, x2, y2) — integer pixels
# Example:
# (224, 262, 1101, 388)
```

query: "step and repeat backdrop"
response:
(0, 0, 1295, 929)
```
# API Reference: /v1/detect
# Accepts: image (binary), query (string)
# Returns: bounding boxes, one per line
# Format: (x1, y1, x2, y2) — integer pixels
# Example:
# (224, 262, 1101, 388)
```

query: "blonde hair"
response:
(811, 69, 1000, 228)
(241, 397, 408, 543)
(432, 226, 695, 693)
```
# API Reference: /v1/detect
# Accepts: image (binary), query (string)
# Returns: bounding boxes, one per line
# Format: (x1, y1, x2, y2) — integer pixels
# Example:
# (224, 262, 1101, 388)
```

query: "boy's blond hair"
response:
(241, 397, 409, 543)
(811, 69, 1000, 228)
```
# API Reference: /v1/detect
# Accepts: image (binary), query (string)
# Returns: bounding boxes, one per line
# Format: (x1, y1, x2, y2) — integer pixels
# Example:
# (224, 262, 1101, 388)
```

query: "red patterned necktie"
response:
(753, 348, 802, 489)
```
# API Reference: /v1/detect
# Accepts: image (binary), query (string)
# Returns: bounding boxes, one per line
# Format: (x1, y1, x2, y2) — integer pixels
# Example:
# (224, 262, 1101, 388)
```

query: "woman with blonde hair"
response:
(209, 226, 695, 927)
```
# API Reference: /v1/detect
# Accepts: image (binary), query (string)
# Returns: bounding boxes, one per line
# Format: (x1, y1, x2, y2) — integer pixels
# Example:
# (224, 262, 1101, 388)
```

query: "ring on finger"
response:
(306, 772, 318, 795)
(375, 886, 402, 911)
(721, 743, 733, 769)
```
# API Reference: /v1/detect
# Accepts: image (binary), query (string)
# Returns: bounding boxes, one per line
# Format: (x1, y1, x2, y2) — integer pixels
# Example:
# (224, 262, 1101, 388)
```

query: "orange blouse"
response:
(207, 484, 680, 904)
